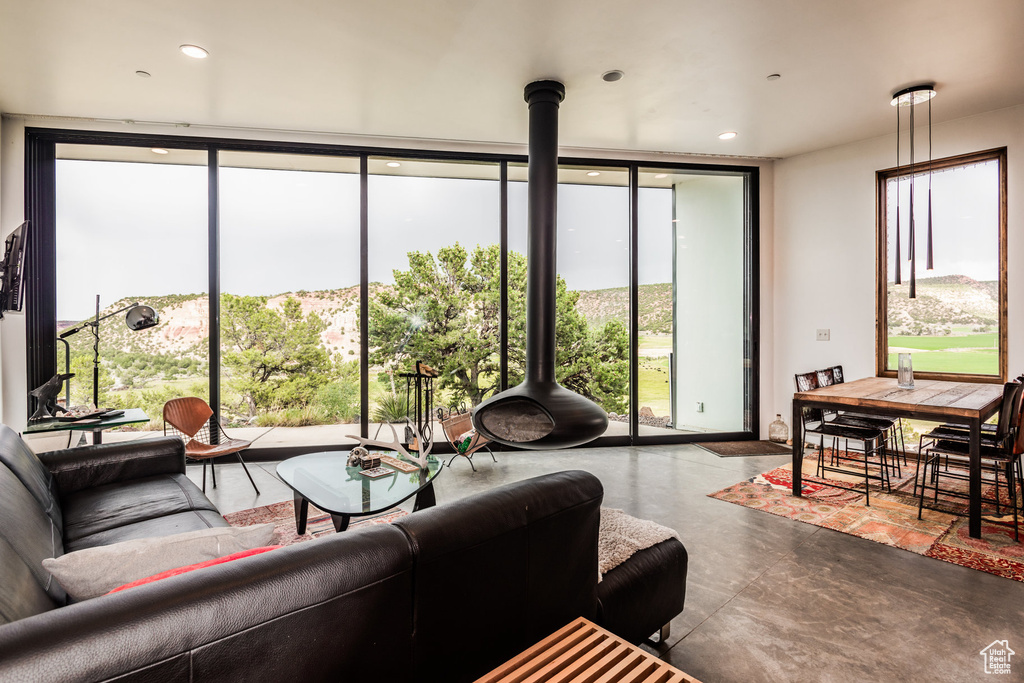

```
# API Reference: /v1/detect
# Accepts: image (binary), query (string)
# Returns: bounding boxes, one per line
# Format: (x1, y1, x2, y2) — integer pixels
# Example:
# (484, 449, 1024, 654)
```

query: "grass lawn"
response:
(886, 349, 998, 375)
(639, 334, 672, 353)
(888, 333, 996, 351)
(638, 355, 671, 415)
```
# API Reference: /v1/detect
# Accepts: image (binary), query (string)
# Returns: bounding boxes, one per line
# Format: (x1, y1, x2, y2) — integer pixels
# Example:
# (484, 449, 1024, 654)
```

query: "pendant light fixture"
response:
(891, 83, 936, 299)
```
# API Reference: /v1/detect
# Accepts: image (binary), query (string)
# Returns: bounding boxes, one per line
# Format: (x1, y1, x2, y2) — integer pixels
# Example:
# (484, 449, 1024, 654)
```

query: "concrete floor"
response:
(187, 444, 1024, 682)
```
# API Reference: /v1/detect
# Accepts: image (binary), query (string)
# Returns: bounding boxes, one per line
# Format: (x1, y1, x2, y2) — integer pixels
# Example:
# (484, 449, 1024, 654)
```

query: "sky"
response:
(55, 159, 677, 319)
(885, 160, 999, 282)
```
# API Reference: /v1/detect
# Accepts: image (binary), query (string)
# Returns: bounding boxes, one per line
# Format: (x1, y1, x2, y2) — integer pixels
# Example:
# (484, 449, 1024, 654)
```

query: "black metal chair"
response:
(795, 372, 892, 505)
(913, 380, 1024, 498)
(927, 372, 1024, 440)
(820, 365, 907, 472)
(917, 380, 1024, 541)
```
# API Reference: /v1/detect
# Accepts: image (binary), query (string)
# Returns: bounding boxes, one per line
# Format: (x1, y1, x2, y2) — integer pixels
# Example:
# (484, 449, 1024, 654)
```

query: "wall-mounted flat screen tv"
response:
(0, 221, 29, 319)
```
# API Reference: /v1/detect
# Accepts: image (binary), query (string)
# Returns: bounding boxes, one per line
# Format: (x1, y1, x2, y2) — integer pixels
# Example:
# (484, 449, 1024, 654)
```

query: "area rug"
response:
(696, 440, 792, 457)
(224, 501, 408, 546)
(709, 450, 1024, 582)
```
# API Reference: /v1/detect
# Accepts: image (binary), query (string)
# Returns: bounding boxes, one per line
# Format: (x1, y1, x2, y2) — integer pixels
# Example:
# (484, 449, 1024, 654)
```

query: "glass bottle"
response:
(769, 414, 789, 443)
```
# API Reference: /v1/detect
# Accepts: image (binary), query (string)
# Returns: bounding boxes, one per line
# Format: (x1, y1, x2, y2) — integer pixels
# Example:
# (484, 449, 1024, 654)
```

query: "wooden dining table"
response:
(792, 376, 1005, 539)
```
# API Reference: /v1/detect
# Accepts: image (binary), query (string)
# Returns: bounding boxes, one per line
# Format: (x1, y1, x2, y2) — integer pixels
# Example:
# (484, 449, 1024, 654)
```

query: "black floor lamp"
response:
(59, 295, 159, 408)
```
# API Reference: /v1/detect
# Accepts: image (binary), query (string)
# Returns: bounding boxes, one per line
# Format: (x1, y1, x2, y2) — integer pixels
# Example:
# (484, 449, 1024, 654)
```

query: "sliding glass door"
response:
(638, 168, 752, 436)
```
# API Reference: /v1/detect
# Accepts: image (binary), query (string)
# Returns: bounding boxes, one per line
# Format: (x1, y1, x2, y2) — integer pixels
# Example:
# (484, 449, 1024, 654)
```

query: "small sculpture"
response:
(347, 418, 434, 471)
(29, 373, 75, 421)
(348, 446, 368, 467)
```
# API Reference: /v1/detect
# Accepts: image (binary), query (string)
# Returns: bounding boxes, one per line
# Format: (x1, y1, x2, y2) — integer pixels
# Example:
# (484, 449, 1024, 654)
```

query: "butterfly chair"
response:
(439, 409, 496, 472)
(163, 397, 259, 494)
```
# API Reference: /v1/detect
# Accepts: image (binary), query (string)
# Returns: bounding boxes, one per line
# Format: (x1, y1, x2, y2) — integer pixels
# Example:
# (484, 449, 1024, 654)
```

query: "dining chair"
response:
(917, 380, 1023, 541)
(794, 372, 892, 504)
(914, 380, 1024, 500)
(823, 365, 908, 472)
(163, 397, 260, 494)
(928, 372, 1024, 439)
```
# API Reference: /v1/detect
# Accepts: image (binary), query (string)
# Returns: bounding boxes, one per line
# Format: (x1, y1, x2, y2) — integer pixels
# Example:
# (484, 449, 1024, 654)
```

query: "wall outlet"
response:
(816, 328, 830, 341)
(695, 401, 704, 413)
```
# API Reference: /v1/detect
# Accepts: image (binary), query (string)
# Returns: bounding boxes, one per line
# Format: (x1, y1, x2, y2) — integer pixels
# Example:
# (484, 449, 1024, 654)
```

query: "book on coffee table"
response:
(359, 466, 396, 479)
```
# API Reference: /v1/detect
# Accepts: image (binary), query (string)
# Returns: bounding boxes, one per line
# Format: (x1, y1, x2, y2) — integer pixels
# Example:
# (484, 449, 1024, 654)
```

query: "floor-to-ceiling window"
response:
(219, 152, 361, 442)
(508, 164, 631, 439)
(31, 130, 759, 451)
(367, 158, 501, 442)
(55, 145, 209, 426)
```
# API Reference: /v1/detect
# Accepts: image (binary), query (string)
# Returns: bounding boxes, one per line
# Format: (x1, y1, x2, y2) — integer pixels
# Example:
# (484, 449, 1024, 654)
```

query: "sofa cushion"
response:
(61, 473, 220, 544)
(44, 524, 276, 600)
(108, 545, 280, 595)
(65, 510, 230, 553)
(0, 466, 65, 605)
(0, 535, 58, 625)
(0, 425, 62, 533)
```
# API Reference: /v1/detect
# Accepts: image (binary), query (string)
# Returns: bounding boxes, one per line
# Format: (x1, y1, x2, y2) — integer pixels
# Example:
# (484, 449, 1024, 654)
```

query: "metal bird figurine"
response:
(29, 373, 74, 421)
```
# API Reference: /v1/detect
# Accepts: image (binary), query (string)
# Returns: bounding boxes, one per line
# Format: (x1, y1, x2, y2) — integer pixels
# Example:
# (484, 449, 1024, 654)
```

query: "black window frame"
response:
(24, 127, 760, 454)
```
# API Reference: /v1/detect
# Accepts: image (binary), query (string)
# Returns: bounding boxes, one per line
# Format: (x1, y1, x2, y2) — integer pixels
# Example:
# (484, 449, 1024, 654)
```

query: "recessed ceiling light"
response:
(150, 148, 169, 155)
(386, 161, 401, 168)
(135, 70, 151, 78)
(587, 171, 601, 177)
(179, 44, 209, 59)
(767, 73, 781, 81)
(602, 70, 624, 82)
(718, 131, 738, 140)
(654, 173, 668, 179)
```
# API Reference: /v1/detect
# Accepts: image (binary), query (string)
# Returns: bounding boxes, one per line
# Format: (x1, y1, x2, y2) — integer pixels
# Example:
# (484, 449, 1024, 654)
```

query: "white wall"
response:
(773, 104, 1024, 427)
(673, 175, 746, 432)
(0, 115, 775, 436)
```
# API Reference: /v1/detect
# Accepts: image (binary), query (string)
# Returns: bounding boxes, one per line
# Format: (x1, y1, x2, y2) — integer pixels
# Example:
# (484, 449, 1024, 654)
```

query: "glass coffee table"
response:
(276, 451, 443, 533)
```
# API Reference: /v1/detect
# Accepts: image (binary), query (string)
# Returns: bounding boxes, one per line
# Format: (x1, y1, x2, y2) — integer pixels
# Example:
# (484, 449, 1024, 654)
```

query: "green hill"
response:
(575, 283, 672, 333)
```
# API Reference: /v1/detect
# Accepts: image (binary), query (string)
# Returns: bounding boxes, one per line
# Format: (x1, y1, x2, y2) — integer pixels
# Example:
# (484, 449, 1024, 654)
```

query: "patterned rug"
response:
(224, 501, 408, 546)
(709, 450, 1024, 582)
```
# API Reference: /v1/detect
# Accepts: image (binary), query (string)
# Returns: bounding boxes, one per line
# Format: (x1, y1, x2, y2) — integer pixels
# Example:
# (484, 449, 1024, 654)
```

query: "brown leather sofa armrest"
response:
(37, 437, 186, 495)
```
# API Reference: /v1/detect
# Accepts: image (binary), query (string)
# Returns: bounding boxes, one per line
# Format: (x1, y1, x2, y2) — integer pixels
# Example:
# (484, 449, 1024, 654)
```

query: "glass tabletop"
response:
(276, 451, 443, 516)
(24, 408, 151, 433)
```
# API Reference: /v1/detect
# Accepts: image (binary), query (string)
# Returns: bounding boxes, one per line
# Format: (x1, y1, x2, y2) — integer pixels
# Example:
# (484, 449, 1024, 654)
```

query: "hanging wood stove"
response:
(471, 80, 608, 449)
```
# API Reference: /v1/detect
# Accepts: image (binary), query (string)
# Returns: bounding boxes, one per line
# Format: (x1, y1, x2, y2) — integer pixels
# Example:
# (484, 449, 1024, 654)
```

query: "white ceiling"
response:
(2, 0, 1023, 159)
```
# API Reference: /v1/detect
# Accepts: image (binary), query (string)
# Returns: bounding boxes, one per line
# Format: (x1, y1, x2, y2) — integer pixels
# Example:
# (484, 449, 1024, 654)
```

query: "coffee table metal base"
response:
(293, 482, 437, 534)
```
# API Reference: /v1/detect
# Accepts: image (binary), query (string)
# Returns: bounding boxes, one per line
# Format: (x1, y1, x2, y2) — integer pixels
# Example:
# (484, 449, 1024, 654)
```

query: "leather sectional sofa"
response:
(0, 425, 687, 682)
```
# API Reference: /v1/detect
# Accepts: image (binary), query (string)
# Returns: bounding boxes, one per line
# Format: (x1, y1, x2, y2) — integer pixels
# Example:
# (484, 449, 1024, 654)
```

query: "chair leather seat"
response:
(185, 438, 251, 460)
(61, 473, 221, 544)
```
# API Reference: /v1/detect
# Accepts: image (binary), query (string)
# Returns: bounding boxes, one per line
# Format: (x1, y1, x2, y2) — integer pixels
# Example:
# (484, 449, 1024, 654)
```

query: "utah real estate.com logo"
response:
(980, 640, 1014, 675)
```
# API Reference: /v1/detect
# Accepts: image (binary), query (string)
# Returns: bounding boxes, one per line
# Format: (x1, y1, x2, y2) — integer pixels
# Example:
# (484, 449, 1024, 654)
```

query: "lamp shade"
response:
(125, 305, 158, 331)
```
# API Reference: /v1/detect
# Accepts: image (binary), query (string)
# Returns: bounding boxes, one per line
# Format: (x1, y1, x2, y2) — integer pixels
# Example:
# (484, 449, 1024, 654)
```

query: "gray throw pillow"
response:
(43, 524, 276, 600)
